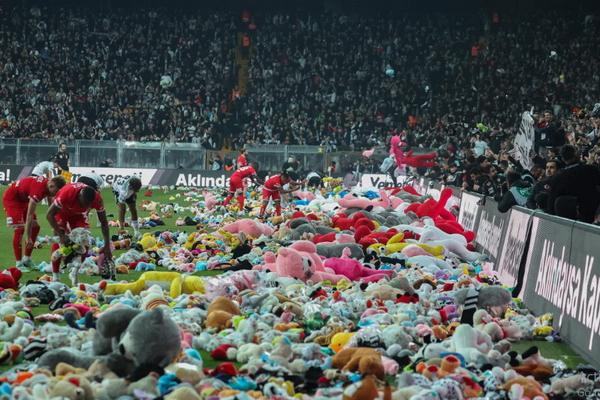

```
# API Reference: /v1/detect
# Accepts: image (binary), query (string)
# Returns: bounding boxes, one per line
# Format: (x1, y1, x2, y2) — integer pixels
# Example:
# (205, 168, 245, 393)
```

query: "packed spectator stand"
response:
(1, 3, 600, 223)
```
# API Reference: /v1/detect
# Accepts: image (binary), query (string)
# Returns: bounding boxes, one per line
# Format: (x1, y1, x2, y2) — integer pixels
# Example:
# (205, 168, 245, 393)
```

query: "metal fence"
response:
(1, 139, 396, 172)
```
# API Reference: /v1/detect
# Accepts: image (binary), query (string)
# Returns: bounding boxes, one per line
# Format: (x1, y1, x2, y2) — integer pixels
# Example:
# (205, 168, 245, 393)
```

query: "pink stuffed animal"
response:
(275, 241, 346, 283)
(204, 191, 218, 210)
(323, 247, 393, 283)
(222, 219, 274, 238)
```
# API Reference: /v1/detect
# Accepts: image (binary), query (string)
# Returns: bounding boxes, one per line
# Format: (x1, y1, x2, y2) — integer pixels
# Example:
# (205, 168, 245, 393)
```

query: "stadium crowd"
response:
(1, 5, 600, 223)
(0, 7, 237, 144)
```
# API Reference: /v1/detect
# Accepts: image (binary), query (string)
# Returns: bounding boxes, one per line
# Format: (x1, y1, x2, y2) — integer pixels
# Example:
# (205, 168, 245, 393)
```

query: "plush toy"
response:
(104, 271, 205, 298)
(316, 243, 364, 259)
(222, 219, 274, 238)
(454, 285, 512, 325)
(51, 228, 93, 286)
(501, 376, 549, 400)
(46, 373, 94, 400)
(550, 373, 593, 395)
(331, 347, 385, 379)
(205, 296, 241, 331)
(330, 332, 355, 353)
(0, 267, 22, 291)
(390, 135, 437, 169)
(38, 307, 181, 380)
(323, 248, 393, 283)
(450, 324, 493, 365)
(342, 375, 379, 400)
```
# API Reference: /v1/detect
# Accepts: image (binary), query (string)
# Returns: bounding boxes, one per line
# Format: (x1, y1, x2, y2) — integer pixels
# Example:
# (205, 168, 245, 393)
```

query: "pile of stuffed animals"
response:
(0, 184, 597, 400)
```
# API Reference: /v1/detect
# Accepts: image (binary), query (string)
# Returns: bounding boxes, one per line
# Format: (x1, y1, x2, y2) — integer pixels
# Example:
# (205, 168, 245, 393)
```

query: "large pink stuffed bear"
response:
(273, 240, 346, 283)
(222, 219, 274, 238)
(323, 247, 393, 283)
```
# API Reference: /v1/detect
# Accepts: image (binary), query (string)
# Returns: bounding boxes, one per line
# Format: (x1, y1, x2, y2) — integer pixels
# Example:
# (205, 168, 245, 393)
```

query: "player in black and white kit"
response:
(112, 176, 142, 238)
(306, 171, 323, 189)
(76, 173, 105, 191)
(31, 161, 58, 179)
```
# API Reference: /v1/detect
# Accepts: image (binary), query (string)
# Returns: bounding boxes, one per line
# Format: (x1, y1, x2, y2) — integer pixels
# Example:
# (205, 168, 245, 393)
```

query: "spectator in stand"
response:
(548, 145, 600, 223)
(527, 158, 563, 210)
(497, 171, 533, 213)
(211, 155, 223, 171)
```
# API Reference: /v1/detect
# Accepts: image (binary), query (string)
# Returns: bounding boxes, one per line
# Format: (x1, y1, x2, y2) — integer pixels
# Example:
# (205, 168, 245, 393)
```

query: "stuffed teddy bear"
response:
(454, 285, 512, 325)
(205, 296, 241, 331)
(450, 324, 493, 366)
(331, 347, 385, 379)
(273, 241, 347, 283)
(38, 307, 181, 380)
(222, 219, 274, 238)
(0, 267, 22, 291)
(323, 247, 393, 283)
(43, 373, 94, 400)
(317, 243, 364, 259)
(51, 228, 94, 286)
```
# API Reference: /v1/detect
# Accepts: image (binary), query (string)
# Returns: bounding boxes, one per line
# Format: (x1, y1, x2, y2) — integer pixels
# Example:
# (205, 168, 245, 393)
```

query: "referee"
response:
(52, 143, 70, 173)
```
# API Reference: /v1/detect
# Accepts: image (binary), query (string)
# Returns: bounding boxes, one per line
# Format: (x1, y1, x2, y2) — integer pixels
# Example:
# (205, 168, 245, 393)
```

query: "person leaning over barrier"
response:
(547, 144, 600, 223)
(497, 171, 533, 213)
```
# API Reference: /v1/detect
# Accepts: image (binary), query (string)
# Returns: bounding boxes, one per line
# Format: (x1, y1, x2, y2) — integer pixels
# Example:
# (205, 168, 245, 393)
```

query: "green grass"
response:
(0, 186, 587, 373)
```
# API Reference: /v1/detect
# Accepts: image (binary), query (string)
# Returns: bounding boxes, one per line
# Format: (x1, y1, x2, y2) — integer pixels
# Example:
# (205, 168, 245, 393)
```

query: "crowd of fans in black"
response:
(1, 5, 600, 223)
(0, 7, 237, 144)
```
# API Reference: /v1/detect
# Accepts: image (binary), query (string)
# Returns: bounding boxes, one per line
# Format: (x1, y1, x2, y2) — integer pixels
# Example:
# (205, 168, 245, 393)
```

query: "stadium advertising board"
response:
(458, 192, 481, 233)
(521, 216, 600, 366)
(0, 165, 26, 184)
(152, 170, 232, 188)
(475, 199, 509, 274)
(495, 208, 532, 288)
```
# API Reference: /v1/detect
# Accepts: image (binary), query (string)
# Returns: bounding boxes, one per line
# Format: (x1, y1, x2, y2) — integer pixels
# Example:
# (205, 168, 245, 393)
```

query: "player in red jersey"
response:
(223, 162, 262, 211)
(46, 183, 112, 281)
(259, 172, 302, 218)
(258, 172, 290, 218)
(237, 149, 248, 168)
(2, 175, 66, 268)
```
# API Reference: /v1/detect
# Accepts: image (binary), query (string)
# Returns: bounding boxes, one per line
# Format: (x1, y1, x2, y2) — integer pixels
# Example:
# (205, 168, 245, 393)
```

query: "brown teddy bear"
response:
(47, 374, 94, 400)
(342, 375, 379, 400)
(205, 296, 241, 331)
(331, 347, 385, 379)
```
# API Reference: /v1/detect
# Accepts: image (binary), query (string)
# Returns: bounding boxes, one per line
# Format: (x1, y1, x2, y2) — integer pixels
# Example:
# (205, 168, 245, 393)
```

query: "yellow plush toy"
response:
(104, 271, 205, 298)
(385, 242, 444, 256)
(330, 332, 355, 353)
(139, 233, 158, 251)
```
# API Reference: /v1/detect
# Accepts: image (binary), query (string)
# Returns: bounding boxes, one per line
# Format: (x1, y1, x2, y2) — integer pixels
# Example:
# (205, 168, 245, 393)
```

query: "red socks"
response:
(25, 224, 40, 257)
(223, 194, 233, 206)
(13, 227, 24, 261)
(275, 203, 281, 216)
(51, 243, 60, 273)
(237, 195, 245, 210)
(259, 203, 267, 217)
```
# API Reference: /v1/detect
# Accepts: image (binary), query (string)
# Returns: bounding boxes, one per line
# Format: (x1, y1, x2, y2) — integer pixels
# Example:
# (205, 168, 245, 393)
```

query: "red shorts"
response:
(228, 176, 244, 193)
(56, 213, 89, 232)
(262, 189, 281, 201)
(3, 200, 31, 227)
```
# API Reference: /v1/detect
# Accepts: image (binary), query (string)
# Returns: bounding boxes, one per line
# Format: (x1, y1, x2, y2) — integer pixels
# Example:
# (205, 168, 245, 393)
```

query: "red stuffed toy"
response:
(390, 135, 437, 169)
(0, 267, 22, 291)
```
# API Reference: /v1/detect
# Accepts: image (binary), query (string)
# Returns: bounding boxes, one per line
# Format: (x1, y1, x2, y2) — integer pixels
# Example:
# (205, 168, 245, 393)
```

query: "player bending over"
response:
(46, 183, 112, 281)
(3, 175, 66, 269)
(112, 176, 143, 239)
(77, 173, 105, 191)
(223, 163, 262, 212)
(259, 172, 302, 218)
